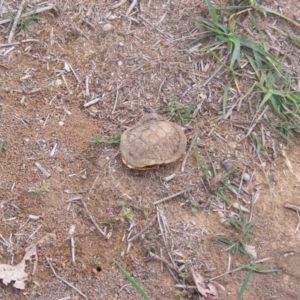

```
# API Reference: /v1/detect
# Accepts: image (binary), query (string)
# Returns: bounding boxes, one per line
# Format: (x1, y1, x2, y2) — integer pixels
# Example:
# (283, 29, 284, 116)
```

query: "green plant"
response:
(238, 270, 253, 300)
(29, 180, 49, 198)
(0, 139, 7, 155)
(119, 201, 134, 221)
(288, 33, 300, 48)
(115, 261, 151, 300)
(90, 132, 121, 145)
(160, 99, 197, 124)
(105, 219, 114, 228)
(8, 5, 40, 34)
(191, 0, 300, 142)
(215, 206, 256, 255)
(174, 290, 186, 297)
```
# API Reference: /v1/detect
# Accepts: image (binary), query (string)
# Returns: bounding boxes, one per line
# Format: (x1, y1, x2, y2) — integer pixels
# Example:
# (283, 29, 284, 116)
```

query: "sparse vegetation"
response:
(191, 0, 300, 143)
(29, 181, 49, 199)
(8, 5, 40, 34)
(160, 99, 198, 124)
(90, 132, 121, 145)
(0, 139, 7, 155)
(115, 261, 151, 300)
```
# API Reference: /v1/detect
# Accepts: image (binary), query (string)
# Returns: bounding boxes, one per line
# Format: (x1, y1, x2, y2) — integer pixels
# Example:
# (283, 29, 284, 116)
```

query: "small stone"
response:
(221, 159, 231, 171)
(242, 173, 250, 182)
(102, 23, 113, 32)
(58, 121, 64, 126)
(117, 61, 123, 67)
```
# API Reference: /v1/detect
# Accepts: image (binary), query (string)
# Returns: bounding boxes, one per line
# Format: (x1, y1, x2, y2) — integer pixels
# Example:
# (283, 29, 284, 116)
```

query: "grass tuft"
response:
(115, 261, 151, 300)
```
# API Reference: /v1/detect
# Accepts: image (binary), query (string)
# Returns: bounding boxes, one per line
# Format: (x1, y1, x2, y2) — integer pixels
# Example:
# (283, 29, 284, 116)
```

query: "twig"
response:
(83, 98, 101, 108)
(202, 53, 229, 87)
(27, 224, 42, 241)
(34, 162, 51, 178)
(181, 134, 197, 173)
(69, 225, 76, 264)
(240, 105, 269, 141)
(0, 0, 4, 17)
(295, 211, 300, 233)
(154, 189, 191, 205)
(157, 211, 177, 269)
(112, 82, 123, 114)
(83, 81, 130, 108)
(0, 5, 56, 25)
(139, 14, 172, 41)
(148, 251, 178, 273)
(8, 0, 26, 43)
(61, 75, 72, 94)
(208, 257, 272, 282)
(80, 199, 106, 237)
(126, 0, 137, 16)
(112, 0, 128, 9)
(46, 257, 88, 299)
(85, 76, 90, 97)
(127, 215, 156, 242)
(249, 190, 260, 222)
(157, 77, 166, 100)
(284, 203, 300, 213)
(68, 63, 80, 82)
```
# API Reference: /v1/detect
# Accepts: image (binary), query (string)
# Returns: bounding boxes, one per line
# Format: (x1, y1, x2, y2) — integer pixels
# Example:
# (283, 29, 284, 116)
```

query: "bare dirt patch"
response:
(1, 1, 300, 299)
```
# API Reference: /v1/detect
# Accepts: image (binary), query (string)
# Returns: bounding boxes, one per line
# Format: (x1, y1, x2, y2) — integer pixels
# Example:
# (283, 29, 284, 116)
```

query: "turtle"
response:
(120, 113, 187, 169)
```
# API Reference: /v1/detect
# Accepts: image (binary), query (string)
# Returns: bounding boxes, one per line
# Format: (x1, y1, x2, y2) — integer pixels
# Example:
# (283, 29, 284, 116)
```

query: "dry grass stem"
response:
(80, 199, 106, 237)
(112, 0, 128, 9)
(126, 0, 137, 17)
(208, 257, 272, 282)
(181, 134, 197, 173)
(148, 252, 178, 273)
(46, 257, 88, 299)
(34, 162, 51, 178)
(154, 189, 191, 205)
(241, 106, 269, 141)
(284, 203, 300, 212)
(0, 5, 56, 26)
(83, 98, 101, 108)
(7, 0, 26, 43)
(127, 215, 156, 242)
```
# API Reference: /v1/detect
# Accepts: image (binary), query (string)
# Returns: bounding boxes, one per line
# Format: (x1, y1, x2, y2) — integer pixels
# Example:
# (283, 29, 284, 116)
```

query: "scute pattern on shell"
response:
(120, 113, 187, 169)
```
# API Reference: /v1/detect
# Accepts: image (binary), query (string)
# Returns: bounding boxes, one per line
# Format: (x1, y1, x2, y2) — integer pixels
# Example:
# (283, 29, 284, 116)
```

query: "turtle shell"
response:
(120, 113, 187, 169)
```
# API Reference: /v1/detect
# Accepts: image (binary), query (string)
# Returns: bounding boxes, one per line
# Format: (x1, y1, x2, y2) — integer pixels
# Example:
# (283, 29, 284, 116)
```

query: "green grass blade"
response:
(288, 32, 300, 47)
(204, 0, 218, 23)
(229, 36, 241, 67)
(189, 32, 216, 46)
(115, 261, 151, 300)
(259, 91, 272, 108)
(254, 5, 300, 28)
(209, 50, 240, 77)
(238, 270, 253, 300)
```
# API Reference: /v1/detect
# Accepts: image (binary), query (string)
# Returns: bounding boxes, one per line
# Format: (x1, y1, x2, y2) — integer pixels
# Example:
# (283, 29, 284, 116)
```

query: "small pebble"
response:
(102, 23, 113, 31)
(58, 121, 64, 126)
(221, 159, 231, 171)
(242, 173, 250, 182)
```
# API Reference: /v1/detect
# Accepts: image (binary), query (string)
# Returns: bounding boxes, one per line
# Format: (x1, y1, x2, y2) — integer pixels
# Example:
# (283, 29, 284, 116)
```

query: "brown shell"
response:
(120, 113, 187, 169)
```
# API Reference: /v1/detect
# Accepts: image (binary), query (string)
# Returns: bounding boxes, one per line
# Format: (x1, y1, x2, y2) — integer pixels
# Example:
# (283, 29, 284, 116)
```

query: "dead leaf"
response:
(177, 246, 215, 300)
(0, 233, 56, 290)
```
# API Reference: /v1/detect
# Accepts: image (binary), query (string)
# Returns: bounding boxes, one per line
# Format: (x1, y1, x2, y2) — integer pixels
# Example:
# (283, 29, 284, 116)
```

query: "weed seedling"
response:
(160, 100, 197, 124)
(90, 132, 121, 145)
(0, 139, 7, 155)
(29, 180, 49, 199)
(215, 205, 256, 256)
(119, 201, 134, 221)
(8, 5, 40, 34)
